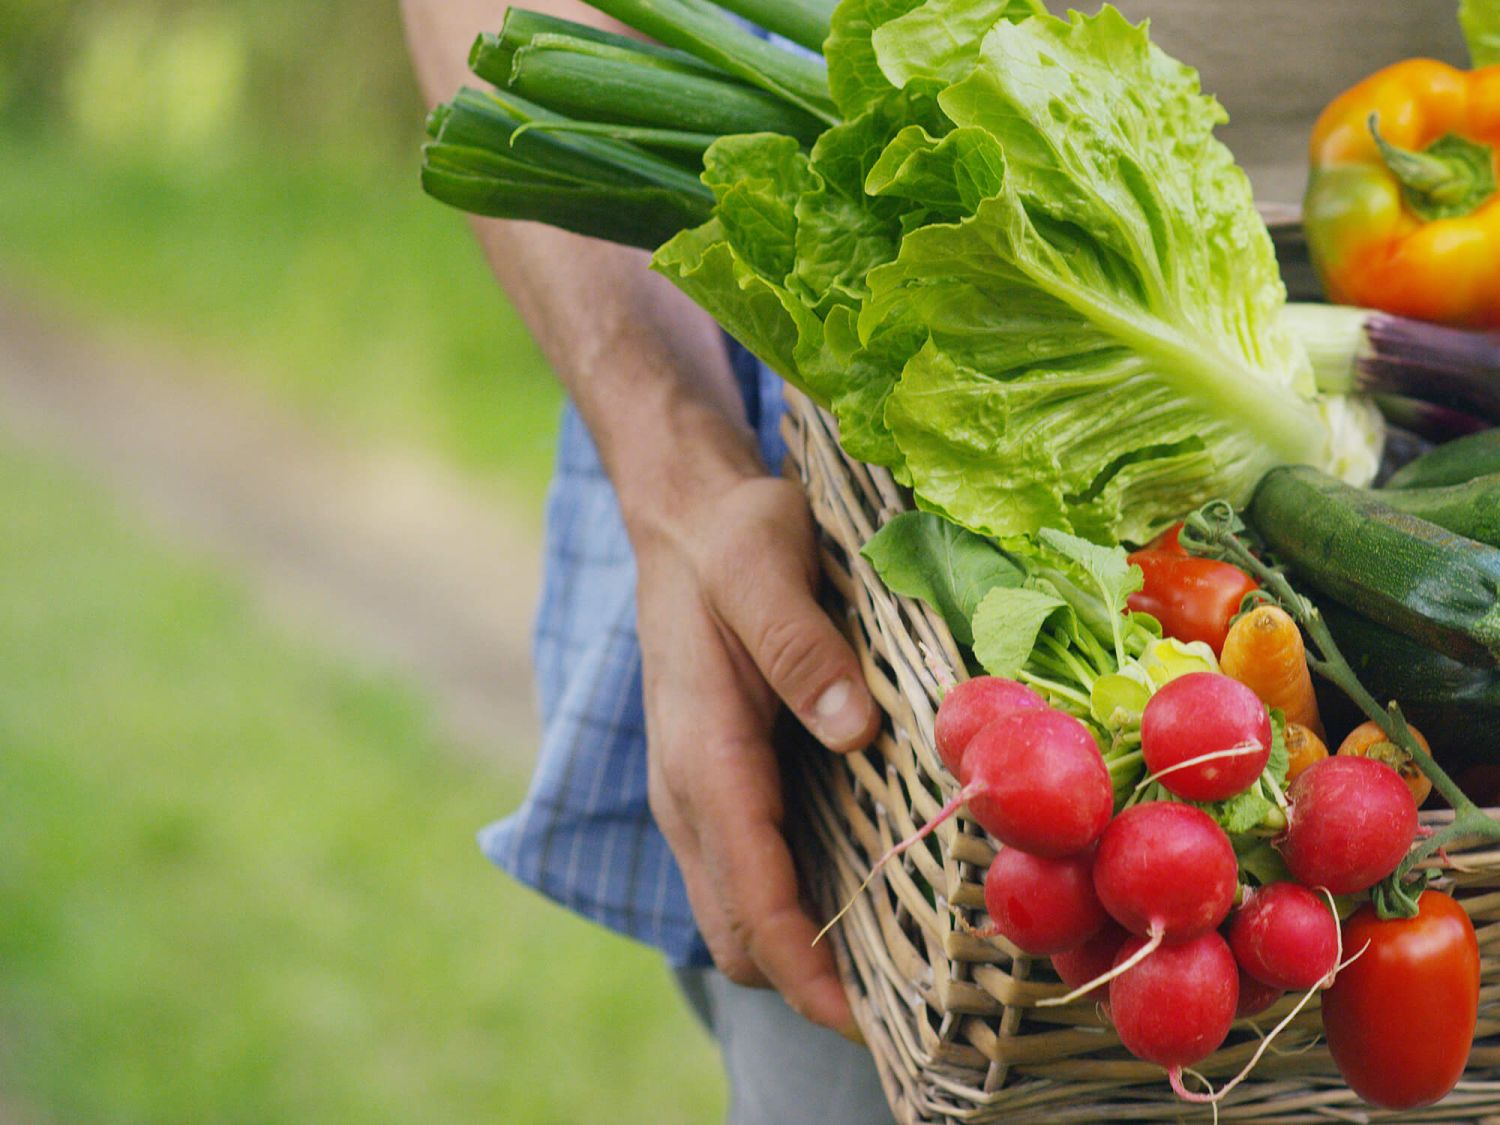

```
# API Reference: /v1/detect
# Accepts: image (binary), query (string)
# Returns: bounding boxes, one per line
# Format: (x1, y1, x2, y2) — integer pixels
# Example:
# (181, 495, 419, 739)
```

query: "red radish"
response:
(983, 847, 1106, 956)
(958, 710, 1113, 857)
(1279, 756, 1418, 894)
(934, 677, 1047, 776)
(1140, 672, 1272, 801)
(1039, 803, 1238, 1009)
(1051, 920, 1129, 1004)
(1227, 882, 1338, 991)
(1235, 968, 1284, 1018)
(816, 706, 1113, 945)
(1093, 802, 1238, 942)
(1109, 929, 1239, 1088)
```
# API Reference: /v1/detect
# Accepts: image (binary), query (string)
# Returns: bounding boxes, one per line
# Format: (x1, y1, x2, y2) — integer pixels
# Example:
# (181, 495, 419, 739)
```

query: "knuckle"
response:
(716, 950, 762, 989)
(754, 616, 833, 705)
(720, 917, 761, 986)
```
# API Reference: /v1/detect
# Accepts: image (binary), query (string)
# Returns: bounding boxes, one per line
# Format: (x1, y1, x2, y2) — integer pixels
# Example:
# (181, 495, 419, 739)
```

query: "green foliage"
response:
(654, 7, 1384, 548)
(0, 130, 563, 508)
(2, 0, 423, 162)
(859, 510, 1022, 646)
(0, 441, 724, 1124)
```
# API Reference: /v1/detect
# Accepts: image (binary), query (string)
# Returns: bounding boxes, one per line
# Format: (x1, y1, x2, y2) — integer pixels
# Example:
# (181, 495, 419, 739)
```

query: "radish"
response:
(1092, 802, 1238, 943)
(1109, 929, 1238, 1092)
(1226, 882, 1338, 991)
(983, 847, 1106, 956)
(959, 709, 1114, 857)
(1235, 967, 1283, 1018)
(1279, 755, 1419, 894)
(816, 706, 1113, 944)
(933, 677, 1046, 776)
(1051, 920, 1129, 1004)
(1140, 672, 1271, 801)
(1038, 802, 1238, 1008)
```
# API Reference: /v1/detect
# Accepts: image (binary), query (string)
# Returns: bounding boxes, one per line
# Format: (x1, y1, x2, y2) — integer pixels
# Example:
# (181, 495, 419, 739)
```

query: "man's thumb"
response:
(715, 557, 879, 752)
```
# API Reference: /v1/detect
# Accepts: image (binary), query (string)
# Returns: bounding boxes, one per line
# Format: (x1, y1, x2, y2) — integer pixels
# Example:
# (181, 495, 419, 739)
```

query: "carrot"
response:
(1283, 722, 1329, 783)
(1337, 719, 1433, 807)
(1219, 605, 1323, 739)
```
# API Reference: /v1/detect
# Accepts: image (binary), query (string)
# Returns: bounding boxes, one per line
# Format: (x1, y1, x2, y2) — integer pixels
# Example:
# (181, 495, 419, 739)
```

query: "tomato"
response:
(1322, 890, 1479, 1110)
(1144, 521, 1188, 556)
(1125, 550, 1258, 654)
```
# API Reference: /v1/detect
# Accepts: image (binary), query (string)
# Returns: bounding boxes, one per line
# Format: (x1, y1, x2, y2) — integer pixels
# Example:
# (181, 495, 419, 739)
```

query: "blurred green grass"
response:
(0, 126, 564, 511)
(0, 6, 729, 1120)
(0, 439, 725, 1123)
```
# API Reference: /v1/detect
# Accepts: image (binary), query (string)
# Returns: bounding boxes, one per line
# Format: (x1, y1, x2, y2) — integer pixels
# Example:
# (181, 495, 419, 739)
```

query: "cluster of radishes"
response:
(936, 672, 1421, 1096)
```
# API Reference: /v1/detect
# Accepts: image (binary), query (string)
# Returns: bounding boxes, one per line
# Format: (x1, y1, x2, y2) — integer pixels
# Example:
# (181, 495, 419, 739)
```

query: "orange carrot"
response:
(1219, 605, 1324, 739)
(1283, 722, 1329, 783)
(1338, 720, 1433, 807)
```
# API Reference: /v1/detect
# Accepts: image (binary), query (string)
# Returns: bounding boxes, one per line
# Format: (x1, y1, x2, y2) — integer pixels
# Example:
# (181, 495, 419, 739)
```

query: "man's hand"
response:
(634, 471, 879, 1035)
(402, 0, 877, 1030)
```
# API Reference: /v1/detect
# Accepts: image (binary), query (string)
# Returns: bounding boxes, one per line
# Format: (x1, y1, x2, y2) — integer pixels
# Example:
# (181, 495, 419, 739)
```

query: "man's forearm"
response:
(400, 0, 764, 531)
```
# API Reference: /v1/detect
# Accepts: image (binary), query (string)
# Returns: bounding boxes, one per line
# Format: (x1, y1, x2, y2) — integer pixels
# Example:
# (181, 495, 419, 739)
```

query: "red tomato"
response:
(1322, 890, 1479, 1110)
(1125, 551, 1258, 654)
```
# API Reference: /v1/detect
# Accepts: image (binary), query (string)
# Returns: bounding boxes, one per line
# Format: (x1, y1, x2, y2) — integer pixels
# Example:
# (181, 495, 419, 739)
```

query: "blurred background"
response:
(0, 0, 724, 1120)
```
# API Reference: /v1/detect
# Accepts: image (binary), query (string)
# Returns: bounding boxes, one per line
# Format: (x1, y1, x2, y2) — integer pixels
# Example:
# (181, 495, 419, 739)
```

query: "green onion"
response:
(507, 120, 722, 153)
(421, 147, 711, 248)
(434, 87, 712, 197)
(706, 0, 836, 53)
(421, 87, 715, 246)
(507, 38, 825, 143)
(582, 0, 837, 124)
(470, 9, 730, 86)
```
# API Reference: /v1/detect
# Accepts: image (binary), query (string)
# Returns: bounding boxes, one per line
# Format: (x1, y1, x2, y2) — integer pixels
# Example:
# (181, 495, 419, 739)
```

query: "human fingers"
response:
(692, 742, 854, 1034)
(704, 479, 879, 753)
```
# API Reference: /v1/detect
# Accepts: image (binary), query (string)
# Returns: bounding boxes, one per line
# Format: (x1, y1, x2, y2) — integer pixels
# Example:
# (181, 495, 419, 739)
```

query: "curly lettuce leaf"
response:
(853, 8, 1359, 543)
(871, 0, 1042, 92)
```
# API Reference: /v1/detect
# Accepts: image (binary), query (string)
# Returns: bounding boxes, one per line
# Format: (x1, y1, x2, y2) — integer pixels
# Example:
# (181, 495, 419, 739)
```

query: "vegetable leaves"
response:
(655, 5, 1378, 546)
(860, 511, 1021, 645)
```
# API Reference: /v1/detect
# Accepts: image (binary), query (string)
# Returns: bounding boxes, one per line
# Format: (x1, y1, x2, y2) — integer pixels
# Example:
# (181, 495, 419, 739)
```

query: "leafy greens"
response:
(654, 5, 1382, 545)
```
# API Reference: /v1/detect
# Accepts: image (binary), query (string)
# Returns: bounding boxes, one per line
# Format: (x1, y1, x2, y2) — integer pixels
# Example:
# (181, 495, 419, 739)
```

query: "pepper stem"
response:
(1368, 113, 1497, 221)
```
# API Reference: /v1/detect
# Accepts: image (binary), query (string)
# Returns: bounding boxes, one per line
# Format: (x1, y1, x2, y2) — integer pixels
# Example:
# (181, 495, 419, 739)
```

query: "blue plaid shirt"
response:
(479, 341, 786, 967)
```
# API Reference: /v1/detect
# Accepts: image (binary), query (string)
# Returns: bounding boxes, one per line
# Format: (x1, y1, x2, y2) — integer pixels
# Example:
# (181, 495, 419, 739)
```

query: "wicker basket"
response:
(780, 385, 1500, 1124)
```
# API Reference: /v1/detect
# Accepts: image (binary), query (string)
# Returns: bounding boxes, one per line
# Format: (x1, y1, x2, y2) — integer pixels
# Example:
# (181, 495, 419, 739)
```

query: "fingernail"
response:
(811, 679, 869, 747)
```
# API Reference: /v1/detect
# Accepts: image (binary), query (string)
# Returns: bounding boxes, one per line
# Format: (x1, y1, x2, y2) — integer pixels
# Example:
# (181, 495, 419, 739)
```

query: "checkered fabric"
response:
(478, 340, 786, 965)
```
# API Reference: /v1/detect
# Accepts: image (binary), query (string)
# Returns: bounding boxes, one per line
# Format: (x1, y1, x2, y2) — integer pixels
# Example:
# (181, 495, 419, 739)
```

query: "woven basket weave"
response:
(780, 385, 1500, 1124)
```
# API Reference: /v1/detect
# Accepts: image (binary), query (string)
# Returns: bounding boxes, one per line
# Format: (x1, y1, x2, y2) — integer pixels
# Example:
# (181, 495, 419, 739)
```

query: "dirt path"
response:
(0, 289, 543, 759)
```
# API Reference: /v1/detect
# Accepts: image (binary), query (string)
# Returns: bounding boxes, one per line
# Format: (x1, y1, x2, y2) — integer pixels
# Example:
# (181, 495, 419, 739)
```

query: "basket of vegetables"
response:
(420, 0, 1500, 1116)
(782, 388, 1500, 1122)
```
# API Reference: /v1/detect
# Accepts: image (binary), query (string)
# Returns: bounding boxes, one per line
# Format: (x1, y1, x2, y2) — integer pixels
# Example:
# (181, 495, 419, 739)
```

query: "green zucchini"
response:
(1320, 601, 1500, 761)
(1375, 473, 1500, 548)
(1385, 428, 1500, 489)
(1247, 464, 1500, 667)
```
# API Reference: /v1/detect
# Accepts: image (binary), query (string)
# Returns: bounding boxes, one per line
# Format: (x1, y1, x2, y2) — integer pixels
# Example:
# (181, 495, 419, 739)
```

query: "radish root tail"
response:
(813, 785, 974, 946)
(1036, 926, 1162, 1008)
(1166, 895, 1368, 1109)
(1132, 742, 1267, 795)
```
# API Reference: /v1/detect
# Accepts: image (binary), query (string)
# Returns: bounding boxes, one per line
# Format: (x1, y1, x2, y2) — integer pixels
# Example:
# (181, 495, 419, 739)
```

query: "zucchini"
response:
(1376, 473, 1500, 549)
(1320, 601, 1500, 762)
(1247, 464, 1500, 667)
(1385, 427, 1500, 489)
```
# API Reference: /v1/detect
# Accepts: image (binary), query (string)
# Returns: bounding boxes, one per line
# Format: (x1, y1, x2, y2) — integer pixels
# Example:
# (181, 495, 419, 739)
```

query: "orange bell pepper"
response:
(1304, 59, 1500, 328)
